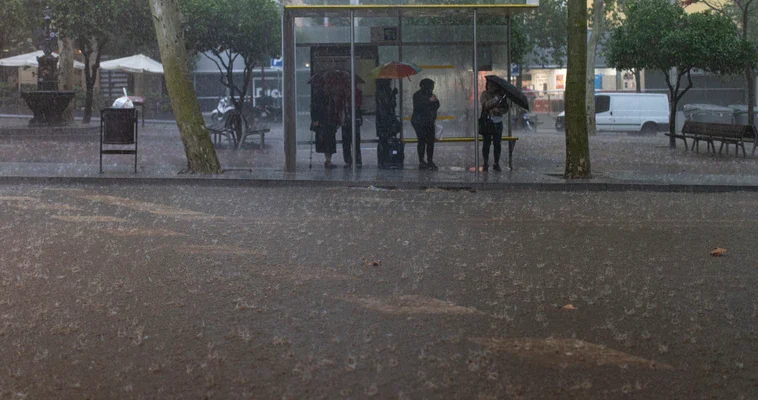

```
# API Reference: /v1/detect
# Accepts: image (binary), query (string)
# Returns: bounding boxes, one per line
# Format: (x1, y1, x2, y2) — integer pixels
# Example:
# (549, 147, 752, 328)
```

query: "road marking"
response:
(0, 196, 37, 202)
(51, 215, 129, 223)
(97, 228, 186, 237)
(78, 194, 209, 217)
(469, 337, 674, 370)
(340, 295, 484, 316)
(173, 244, 260, 255)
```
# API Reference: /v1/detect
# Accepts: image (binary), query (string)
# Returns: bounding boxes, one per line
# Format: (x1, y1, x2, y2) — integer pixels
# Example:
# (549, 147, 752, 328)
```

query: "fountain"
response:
(20, 7, 75, 127)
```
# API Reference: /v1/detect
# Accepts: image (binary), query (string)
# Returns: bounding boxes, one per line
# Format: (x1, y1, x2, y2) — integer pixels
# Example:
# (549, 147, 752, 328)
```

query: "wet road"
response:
(0, 184, 756, 399)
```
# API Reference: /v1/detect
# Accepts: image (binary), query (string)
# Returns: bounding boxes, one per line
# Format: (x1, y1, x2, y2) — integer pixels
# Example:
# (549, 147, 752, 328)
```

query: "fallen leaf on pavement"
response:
(561, 304, 577, 310)
(362, 257, 381, 267)
(710, 247, 728, 257)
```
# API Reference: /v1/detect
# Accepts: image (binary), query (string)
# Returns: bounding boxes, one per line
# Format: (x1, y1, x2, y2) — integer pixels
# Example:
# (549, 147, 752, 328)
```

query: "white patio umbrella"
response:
(99, 54, 163, 74)
(0, 50, 85, 69)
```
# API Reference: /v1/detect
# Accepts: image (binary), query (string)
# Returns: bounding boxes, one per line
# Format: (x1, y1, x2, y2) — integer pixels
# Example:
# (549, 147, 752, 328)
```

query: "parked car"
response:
(555, 92, 670, 134)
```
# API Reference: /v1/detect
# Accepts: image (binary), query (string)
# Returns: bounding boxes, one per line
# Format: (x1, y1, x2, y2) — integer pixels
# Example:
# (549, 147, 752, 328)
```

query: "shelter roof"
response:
(284, 4, 538, 18)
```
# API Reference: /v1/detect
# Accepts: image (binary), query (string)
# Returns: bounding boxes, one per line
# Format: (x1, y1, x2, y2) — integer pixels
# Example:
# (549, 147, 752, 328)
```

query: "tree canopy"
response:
(606, 0, 757, 147)
(0, 0, 43, 54)
(183, 0, 281, 120)
(50, 0, 155, 122)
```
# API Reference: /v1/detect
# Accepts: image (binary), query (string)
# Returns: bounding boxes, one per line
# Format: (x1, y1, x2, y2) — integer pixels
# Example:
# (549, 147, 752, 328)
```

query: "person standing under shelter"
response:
(411, 78, 440, 170)
(375, 79, 398, 139)
(310, 77, 341, 169)
(342, 81, 363, 168)
(480, 81, 509, 171)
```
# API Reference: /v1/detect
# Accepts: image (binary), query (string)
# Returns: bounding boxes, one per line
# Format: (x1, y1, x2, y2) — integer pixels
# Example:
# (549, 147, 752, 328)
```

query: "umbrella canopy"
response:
(100, 54, 164, 74)
(0, 50, 85, 70)
(484, 75, 530, 111)
(366, 61, 422, 80)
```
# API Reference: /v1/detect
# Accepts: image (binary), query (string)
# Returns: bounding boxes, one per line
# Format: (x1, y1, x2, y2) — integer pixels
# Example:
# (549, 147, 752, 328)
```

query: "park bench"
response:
(206, 110, 239, 148)
(669, 121, 756, 157)
(237, 112, 270, 149)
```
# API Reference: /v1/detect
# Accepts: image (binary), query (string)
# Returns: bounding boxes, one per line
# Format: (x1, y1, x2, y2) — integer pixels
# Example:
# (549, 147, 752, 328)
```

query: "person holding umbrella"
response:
(480, 80, 509, 171)
(481, 75, 531, 171)
(411, 78, 440, 170)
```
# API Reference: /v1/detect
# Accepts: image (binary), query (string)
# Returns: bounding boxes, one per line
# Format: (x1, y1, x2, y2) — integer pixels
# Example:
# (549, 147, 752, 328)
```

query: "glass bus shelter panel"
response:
(399, 16, 477, 176)
(294, 18, 353, 170)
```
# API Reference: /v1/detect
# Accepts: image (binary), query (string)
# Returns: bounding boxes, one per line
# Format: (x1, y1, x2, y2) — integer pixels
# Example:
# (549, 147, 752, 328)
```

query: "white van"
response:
(555, 92, 670, 134)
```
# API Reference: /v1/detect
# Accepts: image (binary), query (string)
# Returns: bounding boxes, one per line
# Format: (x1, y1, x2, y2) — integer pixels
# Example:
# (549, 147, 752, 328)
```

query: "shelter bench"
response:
(403, 136, 519, 170)
(298, 136, 520, 169)
(666, 121, 756, 157)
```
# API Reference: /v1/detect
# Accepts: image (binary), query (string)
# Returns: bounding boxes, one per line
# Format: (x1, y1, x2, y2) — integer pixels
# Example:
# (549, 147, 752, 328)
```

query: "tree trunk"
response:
(669, 94, 678, 149)
(747, 67, 755, 125)
(635, 69, 642, 93)
(586, 0, 604, 137)
(82, 49, 94, 124)
(744, 10, 755, 126)
(82, 39, 102, 124)
(149, 0, 221, 174)
(58, 37, 76, 124)
(565, 0, 591, 179)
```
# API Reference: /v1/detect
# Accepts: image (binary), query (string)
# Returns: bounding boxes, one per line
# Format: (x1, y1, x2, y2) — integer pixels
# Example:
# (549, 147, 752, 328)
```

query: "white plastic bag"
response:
(434, 124, 444, 141)
(111, 88, 134, 109)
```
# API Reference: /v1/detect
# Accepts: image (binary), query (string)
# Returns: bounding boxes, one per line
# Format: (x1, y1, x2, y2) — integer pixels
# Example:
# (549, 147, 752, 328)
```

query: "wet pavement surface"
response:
(0, 184, 756, 399)
(1, 117, 758, 189)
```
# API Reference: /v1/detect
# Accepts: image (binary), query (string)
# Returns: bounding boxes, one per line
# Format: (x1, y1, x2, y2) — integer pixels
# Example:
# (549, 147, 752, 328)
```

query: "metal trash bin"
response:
(100, 108, 138, 173)
(682, 104, 734, 124)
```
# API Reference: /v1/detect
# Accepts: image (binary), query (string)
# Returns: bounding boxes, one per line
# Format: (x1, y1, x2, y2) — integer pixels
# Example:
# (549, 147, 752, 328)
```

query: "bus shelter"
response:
(282, 4, 537, 181)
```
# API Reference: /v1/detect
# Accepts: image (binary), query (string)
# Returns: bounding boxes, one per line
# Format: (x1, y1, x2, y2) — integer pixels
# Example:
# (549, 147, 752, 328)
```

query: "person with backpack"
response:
(411, 78, 440, 170)
(480, 81, 509, 171)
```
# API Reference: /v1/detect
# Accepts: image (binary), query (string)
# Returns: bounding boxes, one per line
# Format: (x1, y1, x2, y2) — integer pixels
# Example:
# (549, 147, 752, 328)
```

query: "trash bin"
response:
(727, 104, 758, 126)
(102, 108, 137, 144)
(100, 108, 138, 173)
(682, 104, 734, 124)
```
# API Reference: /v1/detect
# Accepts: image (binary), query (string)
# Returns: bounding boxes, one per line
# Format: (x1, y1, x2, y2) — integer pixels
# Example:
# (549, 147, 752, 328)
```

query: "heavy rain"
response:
(1, 0, 758, 398)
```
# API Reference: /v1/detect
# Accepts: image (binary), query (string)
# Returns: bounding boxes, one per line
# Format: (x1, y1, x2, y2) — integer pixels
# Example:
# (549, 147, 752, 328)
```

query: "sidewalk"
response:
(2, 116, 758, 191)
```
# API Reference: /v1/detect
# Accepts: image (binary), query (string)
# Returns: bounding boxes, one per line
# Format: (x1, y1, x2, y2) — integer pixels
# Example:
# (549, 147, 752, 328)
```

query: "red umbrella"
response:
(366, 61, 423, 80)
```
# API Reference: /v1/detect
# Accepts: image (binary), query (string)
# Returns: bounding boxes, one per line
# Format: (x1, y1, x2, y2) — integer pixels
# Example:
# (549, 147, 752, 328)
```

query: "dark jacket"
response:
(375, 84, 398, 137)
(311, 88, 339, 128)
(411, 89, 440, 127)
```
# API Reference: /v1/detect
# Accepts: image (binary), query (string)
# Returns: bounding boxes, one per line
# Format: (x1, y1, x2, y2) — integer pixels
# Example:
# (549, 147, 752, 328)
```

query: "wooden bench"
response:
(667, 121, 756, 157)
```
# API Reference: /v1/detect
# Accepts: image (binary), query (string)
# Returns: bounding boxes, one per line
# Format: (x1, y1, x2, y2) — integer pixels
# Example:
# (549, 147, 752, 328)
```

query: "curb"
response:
(1, 174, 757, 193)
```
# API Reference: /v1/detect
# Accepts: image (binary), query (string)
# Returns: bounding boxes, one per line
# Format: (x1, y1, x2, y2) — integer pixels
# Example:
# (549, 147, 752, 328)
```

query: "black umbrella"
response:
(484, 75, 530, 111)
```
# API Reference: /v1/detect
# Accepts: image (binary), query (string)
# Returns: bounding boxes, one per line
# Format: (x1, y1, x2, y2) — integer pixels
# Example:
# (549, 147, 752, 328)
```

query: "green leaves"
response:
(181, 0, 281, 111)
(606, 0, 755, 74)
(183, 0, 281, 62)
(50, 0, 154, 56)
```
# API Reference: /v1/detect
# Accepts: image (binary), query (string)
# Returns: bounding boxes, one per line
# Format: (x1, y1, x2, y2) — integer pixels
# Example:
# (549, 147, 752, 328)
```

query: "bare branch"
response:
(676, 70, 694, 102)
